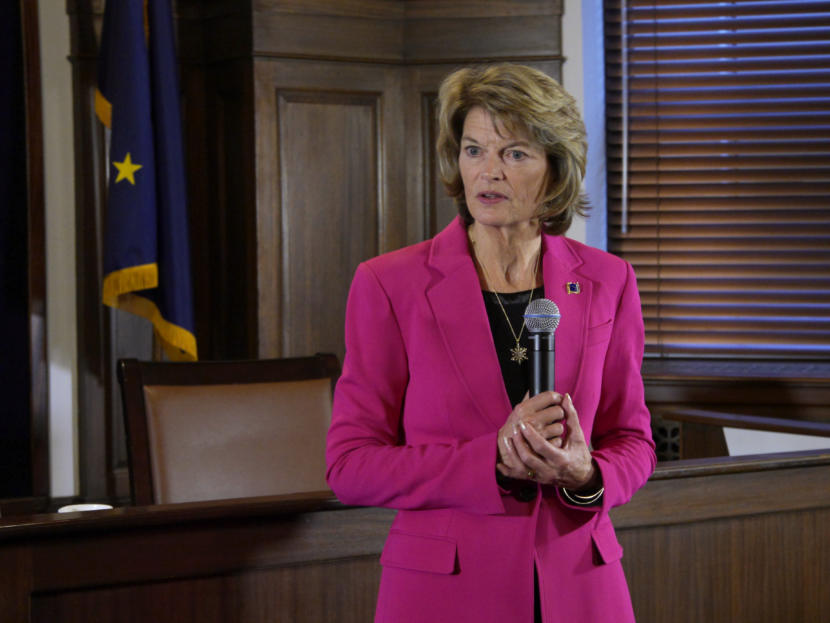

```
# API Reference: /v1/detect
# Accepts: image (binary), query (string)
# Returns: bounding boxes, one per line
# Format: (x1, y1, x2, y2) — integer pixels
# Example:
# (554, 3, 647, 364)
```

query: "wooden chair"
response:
(117, 354, 340, 505)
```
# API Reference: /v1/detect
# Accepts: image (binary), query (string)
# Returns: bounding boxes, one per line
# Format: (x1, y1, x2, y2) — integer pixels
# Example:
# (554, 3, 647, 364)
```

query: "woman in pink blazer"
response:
(326, 64, 656, 623)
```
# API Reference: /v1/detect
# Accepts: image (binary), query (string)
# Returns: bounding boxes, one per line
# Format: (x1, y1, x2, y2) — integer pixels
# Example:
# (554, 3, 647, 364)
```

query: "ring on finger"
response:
(527, 470, 535, 479)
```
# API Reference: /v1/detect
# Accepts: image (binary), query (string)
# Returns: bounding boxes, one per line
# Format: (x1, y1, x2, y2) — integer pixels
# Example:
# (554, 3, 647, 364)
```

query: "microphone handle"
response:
(528, 332, 555, 396)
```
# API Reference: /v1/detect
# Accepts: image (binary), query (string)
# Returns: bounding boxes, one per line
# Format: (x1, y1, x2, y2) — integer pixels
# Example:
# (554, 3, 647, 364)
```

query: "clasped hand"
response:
(497, 392, 598, 491)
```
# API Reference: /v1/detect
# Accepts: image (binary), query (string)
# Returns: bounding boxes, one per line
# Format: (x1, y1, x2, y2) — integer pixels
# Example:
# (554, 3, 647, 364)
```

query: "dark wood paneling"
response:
(677, 420, 730, 459)
(277, 92, 379, 358)
(2, 455, 830, 623)
(202, 61, 258, 360)
(402, 0, 562, 64)
(404, 15, 562, 63)
(613, 453, 830, 528)
(622, 509, 830, 623)
(1, 493, 389, 623)
(254, 16, 404, 63)
(251, 59, 406, 359)
(181, 0, 564, 359)
(617, 452, 830, 623)
(32, 558, 382, 623)
(401, 64, 454, 241)
(251, 0, 404, 63)
(403, 0, 561, 18)
(644, 360, 830, 460)
(185, 5, 251, 65)
(647, 376, 830, 422)
(0, 545, 31, 623)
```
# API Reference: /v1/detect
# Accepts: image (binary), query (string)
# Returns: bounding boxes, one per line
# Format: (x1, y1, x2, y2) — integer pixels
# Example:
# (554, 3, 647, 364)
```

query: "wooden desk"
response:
(1, 452, 829, 623)
(617, 450, 830, 623)
(0, 491, 392, 623)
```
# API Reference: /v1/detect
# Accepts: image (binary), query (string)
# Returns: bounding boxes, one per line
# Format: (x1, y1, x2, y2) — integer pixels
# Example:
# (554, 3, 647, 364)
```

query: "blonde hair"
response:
(436, 64, 588, 235)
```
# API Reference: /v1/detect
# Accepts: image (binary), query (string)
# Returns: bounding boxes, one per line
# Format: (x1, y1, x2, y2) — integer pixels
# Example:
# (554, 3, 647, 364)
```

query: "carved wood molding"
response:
(180, 0, 564, 65)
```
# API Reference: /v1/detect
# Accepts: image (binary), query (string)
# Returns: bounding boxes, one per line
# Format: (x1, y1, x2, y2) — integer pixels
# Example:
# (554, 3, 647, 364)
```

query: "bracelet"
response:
(561, 486, 604, 506)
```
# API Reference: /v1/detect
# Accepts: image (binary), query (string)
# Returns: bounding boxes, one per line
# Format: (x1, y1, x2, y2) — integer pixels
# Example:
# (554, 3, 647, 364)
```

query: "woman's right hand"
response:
(496, 391, 566, 480)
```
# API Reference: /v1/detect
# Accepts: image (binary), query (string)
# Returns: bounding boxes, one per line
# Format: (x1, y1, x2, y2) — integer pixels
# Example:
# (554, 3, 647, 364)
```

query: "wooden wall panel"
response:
(254, 16, 403, 63)
(400, 65, 455, 242)
(31, 558, 381, 623)
(404, 16, 562, 63)
(182, 0, 564, 362)
(422, 90, 456, 238)
(403, 0, 562, 62)
(252, 60, 405, 360)
(621, 508, 830, 623)
(614, 452, 830, 623)
(277, 92, 379, 357)
(173, 0, 566, 364)
(403, 0, 561, 19)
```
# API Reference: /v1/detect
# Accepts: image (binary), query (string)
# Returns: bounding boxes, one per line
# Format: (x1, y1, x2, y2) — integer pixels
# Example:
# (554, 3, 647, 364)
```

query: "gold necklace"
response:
(470, 235, 540, 364)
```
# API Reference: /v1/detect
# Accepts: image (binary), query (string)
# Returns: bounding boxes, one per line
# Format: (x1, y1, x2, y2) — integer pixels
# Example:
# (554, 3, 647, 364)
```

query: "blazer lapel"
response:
(541, 235, 592, 396)
(426, 219, 512, 431)
(423, 222, 597, 430)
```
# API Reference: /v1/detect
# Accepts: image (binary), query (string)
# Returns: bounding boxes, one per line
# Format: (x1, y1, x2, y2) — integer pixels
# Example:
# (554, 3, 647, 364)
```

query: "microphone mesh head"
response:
(524, 298, 561, 333)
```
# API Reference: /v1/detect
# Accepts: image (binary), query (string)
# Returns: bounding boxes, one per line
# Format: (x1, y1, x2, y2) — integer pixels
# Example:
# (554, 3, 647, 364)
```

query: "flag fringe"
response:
(102, 263, 158, 307)
(95, 88, 112, 128)
(111, 293, 198, 361)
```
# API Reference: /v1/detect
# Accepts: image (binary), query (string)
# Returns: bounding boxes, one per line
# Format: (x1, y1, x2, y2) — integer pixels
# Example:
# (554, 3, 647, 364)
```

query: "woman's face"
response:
(459, 106, 550, 231)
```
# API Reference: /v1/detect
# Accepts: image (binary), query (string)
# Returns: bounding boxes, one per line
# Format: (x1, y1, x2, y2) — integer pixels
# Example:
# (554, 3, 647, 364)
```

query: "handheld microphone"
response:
(524, 298, 560, 396)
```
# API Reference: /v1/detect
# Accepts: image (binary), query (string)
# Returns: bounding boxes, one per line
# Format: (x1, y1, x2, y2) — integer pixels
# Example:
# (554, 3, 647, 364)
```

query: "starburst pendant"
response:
(510, 344, 528, 364)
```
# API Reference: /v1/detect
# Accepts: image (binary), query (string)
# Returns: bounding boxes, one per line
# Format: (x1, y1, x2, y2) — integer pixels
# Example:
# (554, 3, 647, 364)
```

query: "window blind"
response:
(604, 0, 830, 358)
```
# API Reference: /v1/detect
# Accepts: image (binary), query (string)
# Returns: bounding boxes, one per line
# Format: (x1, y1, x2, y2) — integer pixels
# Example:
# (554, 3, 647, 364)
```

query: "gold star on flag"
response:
(113, 152, 143, 185)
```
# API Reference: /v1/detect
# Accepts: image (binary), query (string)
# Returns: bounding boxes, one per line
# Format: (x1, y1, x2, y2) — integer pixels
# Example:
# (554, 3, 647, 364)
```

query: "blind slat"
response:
(605, 0, 830, 359)
(606, 31, 830, 48)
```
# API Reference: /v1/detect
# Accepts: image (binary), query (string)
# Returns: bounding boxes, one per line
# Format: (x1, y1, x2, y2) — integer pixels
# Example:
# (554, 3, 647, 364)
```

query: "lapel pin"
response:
(566, 281, 581, 294)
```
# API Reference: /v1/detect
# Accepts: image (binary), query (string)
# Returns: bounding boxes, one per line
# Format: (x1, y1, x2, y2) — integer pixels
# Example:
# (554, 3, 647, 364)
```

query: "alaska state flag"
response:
(96, 0, 197, 360)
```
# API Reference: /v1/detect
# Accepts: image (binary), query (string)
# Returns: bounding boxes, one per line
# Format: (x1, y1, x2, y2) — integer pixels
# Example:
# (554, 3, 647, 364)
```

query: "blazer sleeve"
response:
(325, 262, 506, 515)
(586, 260, 657, 514)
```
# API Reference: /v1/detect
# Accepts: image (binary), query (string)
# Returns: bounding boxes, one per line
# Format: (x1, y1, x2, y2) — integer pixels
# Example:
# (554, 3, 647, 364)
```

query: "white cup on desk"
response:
(57, 503, 114, 513)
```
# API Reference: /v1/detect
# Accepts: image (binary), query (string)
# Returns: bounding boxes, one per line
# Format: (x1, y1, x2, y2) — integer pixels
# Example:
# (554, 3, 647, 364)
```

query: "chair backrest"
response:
(117, 354, 340, 505)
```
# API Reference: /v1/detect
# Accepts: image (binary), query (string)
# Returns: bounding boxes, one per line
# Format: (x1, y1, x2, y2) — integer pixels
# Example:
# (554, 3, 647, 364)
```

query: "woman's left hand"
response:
(504, 393, 600, 491)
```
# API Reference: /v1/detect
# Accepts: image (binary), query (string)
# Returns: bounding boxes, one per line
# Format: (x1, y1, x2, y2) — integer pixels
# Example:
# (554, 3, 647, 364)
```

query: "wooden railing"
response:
(643, 361, 830, 460)
(663, 407, 830, 437)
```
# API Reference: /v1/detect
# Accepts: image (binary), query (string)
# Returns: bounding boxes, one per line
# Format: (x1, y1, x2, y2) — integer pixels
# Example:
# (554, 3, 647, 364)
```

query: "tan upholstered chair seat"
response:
(143, 379, 331, 504)
(118, 354, 340, 505)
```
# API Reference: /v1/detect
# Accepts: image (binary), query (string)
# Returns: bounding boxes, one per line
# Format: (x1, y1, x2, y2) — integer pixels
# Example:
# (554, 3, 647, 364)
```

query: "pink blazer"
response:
(326, 217, 656, 623)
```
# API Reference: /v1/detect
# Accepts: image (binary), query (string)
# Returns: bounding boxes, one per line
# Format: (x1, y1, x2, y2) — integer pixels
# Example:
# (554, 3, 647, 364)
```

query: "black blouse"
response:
(481, 288, 537, 407)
